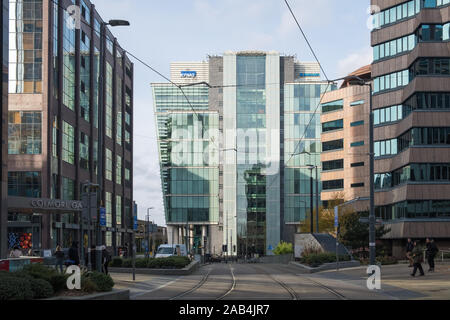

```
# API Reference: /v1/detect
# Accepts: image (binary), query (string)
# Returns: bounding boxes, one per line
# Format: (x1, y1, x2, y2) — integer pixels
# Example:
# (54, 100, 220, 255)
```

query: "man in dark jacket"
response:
(406, 238, 414, 267)
(102, 245, 111, 275)
(68, 241, 80, 266)
(426, 238, 439, 272)
(411, 240, 425, 277)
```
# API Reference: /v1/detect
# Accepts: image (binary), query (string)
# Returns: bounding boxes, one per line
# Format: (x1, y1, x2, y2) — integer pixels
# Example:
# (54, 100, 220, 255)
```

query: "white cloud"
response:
(337, 46, 373, 76)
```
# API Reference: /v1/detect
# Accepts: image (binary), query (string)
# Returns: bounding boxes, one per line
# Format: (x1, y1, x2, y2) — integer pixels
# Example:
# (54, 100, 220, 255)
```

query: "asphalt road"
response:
(113, 263, 399, 300)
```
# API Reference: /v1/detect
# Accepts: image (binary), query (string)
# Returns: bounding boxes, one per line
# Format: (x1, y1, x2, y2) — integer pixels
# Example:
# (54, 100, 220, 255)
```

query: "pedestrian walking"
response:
(411, 240, 425, 277)
(89, 245, 97, 271)
(426, 238, 439, 272)
(67, 241, 80, 266)
(102, 245, 111, 275)
(54, 245, 65, 273)
(406, 238, 414, 267)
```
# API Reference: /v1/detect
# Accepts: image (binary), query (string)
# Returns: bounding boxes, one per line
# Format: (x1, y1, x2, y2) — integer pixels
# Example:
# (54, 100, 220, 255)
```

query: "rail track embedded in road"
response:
(251, 265, 299, 300)
(216, 264, 236, 300)
(169, 267, 212, 300)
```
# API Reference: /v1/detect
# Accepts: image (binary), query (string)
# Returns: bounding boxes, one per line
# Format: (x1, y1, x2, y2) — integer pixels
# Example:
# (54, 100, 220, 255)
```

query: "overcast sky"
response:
(91, 0, 373, 226)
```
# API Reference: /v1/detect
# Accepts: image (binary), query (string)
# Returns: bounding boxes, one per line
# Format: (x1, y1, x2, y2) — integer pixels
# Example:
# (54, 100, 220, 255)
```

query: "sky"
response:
(91, 0, 374, 226)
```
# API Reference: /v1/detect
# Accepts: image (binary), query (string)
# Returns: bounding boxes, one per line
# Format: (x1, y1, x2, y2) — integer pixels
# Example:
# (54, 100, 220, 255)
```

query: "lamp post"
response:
(328, 75, 374, 265)
(146, 207, 154, 258)
(307, 164, 319, 234)
(97, 19, 130, 272)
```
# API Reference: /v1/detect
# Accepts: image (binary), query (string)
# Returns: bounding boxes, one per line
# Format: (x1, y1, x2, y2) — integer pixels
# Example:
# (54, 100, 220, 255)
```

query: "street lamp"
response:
(289, 150, 320, 234)
(97, 19, 130, 272)
(146, 207, 154, 258)
(327, 75, 375, 266)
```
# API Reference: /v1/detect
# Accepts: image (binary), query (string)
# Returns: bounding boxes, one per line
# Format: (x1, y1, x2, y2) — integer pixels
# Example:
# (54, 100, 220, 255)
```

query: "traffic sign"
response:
(334, 207, 339, 228)
(100, 207, 107, 227)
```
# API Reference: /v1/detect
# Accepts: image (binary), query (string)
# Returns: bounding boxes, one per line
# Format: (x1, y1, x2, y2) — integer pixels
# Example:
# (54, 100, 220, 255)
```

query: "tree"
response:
(273, 241, 294, 255)
(299, 206, 335, 234)
(338, 210, 390, 258)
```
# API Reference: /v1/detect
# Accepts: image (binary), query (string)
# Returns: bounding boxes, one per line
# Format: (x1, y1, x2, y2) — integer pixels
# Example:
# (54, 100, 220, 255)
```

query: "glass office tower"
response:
(153, 81, 220, 251)
(284, 83, 334, 225)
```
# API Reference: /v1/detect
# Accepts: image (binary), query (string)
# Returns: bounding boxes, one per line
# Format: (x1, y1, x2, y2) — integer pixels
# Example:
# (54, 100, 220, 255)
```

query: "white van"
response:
(155, 244, 187, 258)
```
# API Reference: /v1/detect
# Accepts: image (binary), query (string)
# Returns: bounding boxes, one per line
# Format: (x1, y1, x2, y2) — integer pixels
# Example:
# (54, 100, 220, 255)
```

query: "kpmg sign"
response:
(299, 73, 320, 78)
(181, 71, 197, 78)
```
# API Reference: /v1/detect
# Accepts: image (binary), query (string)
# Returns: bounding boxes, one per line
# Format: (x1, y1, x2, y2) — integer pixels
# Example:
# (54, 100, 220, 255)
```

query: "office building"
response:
(371, 0, 450, 255)
(6, 0, 134, 255)
(320, 65, 372, 212)
(153, 52, 333, 256)
(0, 0, 8, 259)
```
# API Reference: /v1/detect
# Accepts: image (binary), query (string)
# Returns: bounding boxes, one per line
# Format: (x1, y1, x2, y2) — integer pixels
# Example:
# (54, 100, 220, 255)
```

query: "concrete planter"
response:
(46, 289, 130, 300)
(290, 260, 361, 273)
(109, 260, 199, 276)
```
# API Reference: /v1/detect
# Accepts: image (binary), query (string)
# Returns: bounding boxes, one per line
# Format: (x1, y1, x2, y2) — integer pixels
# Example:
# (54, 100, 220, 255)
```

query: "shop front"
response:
(7, 197, 84, 255)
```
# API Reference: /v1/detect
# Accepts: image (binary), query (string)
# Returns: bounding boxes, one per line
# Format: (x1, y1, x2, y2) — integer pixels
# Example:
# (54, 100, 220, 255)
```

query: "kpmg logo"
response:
(299, 73, 320, 78)
(181, 71, 197, 78)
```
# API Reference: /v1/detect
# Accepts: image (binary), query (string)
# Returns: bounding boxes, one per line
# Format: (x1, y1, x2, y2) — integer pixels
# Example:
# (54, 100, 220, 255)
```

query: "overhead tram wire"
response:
(283, 0, 329, 82)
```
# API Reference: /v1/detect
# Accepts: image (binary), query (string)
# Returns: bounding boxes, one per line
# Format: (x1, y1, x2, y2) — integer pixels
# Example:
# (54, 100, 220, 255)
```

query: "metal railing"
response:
(422, 249, 450, 262)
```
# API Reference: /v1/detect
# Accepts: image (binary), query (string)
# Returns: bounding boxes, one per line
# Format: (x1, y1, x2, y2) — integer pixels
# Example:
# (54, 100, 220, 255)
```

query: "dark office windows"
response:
(351, 162, 365, 168)
(8, 172, 41, 198)
(322, 139, 344, 152)
(322, 159, 344, 171)
(322, 119, 343, 132)
(62, 121, 75, 164)
(376, 200, 450, 221)
(409, 58, 450, 78)
(376, 163, 450, 190)
(323, 179, 344, 191)
(8, 111, 42, 155)
(351, 141, 365, 147)
(350, 120, 365, 127)
(80, 132, 89, 170)
(62, 177, 75, 200)
(351, 183, 365, 188)
(322, 99, 343, 113)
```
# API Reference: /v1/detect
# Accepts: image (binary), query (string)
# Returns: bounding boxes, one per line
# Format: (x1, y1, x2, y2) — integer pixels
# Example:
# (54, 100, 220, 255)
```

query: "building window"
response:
(351, 162, 365, 168)
(116, 155, 122, 185)
(62, 177, 75, 200)
(93, 46, 100, 128)
(322, 119, 343, 132)
(62, 9, 76, 110)
(323, 179, 344, 191)
(322, 139, 344, 152)
(116, 196, 122, 226)
(125, 168, 130, 181)
(62, 121, 75, 164)
(106, 149, 113, 181)
(8, 172, 41, 198)
(106, 192, 112, 227)
(116, 77, 123, 145)
(80, 132, 89, 170)
(52, 117, 59, 158)
(351, 182, 365, 188)
(8, 111, 42, 155)
(350, 120, 364, 127)
(322, 159, 344, 171)
(106, 63, 113, 138)
(350, 100, 365, 107)
(9, 0, 43, 94)
(80, 30, 90, 122)
(322, 99, 343, 113)
(351, 141, 365, 147)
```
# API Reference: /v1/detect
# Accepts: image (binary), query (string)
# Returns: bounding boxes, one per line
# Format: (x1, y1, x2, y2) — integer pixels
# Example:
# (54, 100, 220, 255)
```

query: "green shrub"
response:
(29, 278, 54, 299)
(376, 256, 398, 265)
(135, 258, 149, 268)
(300, 252, 351, 267)
(0, 276, 34, 300)
(122, 258, 132, 268)
(81, 274, 98, 293)
(110, 257, 123, 268)
(49, 274, 69, 293)
(273, 241, 294, 255)
(87, 272, 114, 292)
